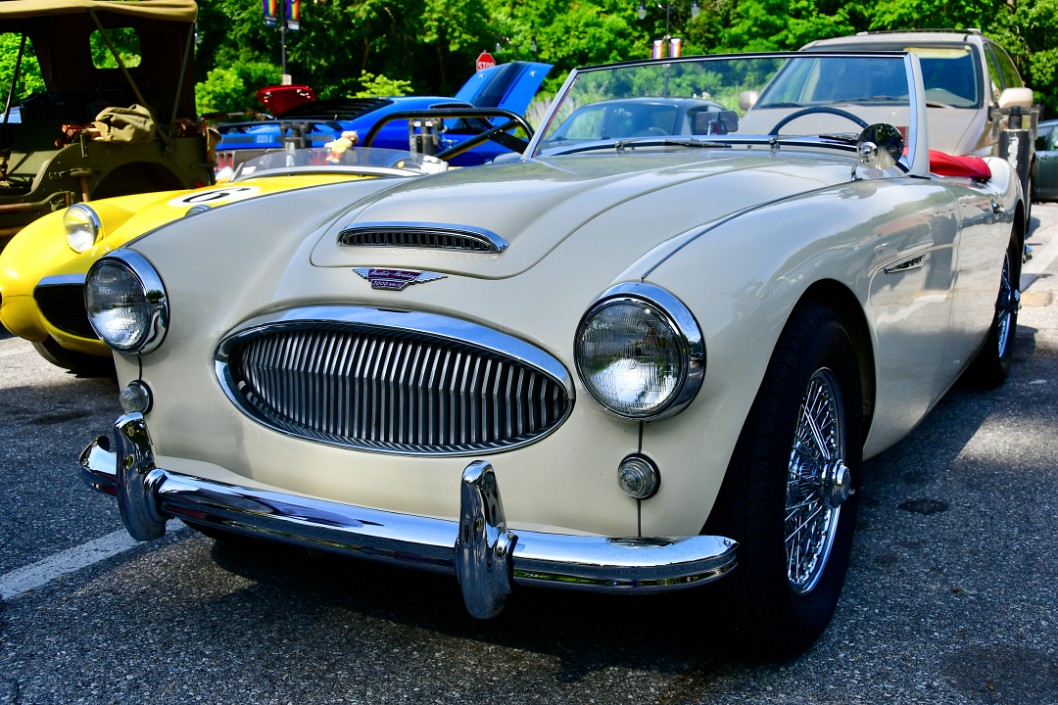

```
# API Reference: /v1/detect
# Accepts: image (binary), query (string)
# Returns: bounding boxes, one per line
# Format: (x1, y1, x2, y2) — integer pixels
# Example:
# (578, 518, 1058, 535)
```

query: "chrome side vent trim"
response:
(337, 222, 508, 253)
(216, 306, 573, 456)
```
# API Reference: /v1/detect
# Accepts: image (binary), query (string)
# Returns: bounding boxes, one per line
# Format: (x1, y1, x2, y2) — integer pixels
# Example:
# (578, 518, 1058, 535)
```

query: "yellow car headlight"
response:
(64, 203, 102, 253)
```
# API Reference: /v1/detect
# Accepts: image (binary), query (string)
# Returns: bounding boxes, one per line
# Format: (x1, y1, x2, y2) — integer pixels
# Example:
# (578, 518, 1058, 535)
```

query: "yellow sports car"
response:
(0, 147, 448, 373)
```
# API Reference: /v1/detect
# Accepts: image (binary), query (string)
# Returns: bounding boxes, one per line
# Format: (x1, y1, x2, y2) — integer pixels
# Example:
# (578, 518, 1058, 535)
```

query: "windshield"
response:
(532, 52, 918, 166)
(233, 147, 449, 179)
(803, 44, 979, 108)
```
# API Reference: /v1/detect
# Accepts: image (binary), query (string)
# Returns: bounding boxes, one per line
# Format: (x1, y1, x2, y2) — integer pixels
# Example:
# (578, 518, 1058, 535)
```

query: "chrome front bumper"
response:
(80, 413, 738, 618)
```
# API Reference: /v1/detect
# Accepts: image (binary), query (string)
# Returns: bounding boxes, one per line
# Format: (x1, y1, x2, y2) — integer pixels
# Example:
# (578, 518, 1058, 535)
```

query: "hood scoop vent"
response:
(337, 222, 508, 253)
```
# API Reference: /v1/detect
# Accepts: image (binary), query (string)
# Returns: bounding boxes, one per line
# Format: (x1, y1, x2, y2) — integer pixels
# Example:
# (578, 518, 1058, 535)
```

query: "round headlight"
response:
(64, 204, 102, 253)
(575, 284, 704, 420)
(85, 251, 168, 354)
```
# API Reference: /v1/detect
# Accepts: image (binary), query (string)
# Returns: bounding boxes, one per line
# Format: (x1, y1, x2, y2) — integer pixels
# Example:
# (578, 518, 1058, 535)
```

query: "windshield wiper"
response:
(815, 133, 860, 144)
(547, 137, 732, 156)
(613, 137, 733, 151)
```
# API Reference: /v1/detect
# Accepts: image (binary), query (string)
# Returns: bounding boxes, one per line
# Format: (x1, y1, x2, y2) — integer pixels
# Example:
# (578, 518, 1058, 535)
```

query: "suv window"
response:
(807, 43, 981, 108)
(910, 47, 980, 108)
(988, 41, 1024, 91)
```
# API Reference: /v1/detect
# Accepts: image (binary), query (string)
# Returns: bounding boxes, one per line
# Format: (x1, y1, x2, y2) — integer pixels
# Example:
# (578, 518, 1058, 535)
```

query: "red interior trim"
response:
(928, 150, 992, 180)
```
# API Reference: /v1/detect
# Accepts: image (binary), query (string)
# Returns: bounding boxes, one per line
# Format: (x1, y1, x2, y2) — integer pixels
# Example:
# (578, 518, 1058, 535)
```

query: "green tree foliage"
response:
(0, 33, 45, 105)
(191, 0, 1058, 117)
(196, 62, 281, 116)
(352, 71, 414, 98)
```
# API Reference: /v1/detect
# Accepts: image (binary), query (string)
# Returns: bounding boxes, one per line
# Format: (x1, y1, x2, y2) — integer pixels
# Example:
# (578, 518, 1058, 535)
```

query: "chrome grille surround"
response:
(337, 222, 509, 253)
(216, 306, 574, 456)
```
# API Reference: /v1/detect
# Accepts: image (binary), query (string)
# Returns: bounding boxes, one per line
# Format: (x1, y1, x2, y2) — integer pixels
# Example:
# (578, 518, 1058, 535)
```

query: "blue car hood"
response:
(453, 61, 551, 112)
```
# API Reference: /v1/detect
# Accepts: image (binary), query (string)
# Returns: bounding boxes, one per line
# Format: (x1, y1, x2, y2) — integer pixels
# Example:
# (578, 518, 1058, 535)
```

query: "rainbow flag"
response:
(263, 0, 278, 27)
(286, 0, 300, 30)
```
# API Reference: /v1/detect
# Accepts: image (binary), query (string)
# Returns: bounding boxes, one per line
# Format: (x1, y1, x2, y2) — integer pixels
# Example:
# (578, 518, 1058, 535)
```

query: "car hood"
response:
(453, 61, 552, 113)
(309, 150, 858, 279)
(91, 173, 371, 248)
(926, 108, 984, 155)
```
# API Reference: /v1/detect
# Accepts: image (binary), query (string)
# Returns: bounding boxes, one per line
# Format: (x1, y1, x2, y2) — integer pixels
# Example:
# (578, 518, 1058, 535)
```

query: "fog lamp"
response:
(119, 380, 153, 414)
(617, 454, 660, 499)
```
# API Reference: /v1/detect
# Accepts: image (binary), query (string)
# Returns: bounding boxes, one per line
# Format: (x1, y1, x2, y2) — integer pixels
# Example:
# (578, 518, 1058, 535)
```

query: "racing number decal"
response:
(168, 186, 261, 207)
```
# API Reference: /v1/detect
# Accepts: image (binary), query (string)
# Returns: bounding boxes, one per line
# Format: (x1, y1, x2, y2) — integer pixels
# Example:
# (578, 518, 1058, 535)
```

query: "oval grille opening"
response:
(219, 320, 571, 455)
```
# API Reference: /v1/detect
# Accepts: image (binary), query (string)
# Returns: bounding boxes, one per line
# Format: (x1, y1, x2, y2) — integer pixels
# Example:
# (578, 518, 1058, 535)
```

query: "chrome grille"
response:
(337, 222, 508, 253)
(217, 309, 572, 455)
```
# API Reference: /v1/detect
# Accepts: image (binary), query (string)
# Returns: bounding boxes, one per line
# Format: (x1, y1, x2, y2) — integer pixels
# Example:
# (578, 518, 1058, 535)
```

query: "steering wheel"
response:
(769, 107, 870, 136)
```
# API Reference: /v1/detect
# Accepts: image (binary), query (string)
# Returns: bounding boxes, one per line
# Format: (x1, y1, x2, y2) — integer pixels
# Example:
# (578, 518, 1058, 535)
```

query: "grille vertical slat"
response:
(220, 320, 572, 455)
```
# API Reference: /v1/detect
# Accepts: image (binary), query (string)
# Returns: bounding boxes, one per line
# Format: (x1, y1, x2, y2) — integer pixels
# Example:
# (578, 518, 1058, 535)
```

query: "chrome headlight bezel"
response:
(84, 250, 169, 354)
(574, 283, 705, 421)
(64, 203, 103, 253)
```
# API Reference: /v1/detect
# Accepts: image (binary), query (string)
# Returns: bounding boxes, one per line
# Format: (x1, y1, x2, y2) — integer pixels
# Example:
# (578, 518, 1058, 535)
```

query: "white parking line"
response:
(0, 521, 186, 601)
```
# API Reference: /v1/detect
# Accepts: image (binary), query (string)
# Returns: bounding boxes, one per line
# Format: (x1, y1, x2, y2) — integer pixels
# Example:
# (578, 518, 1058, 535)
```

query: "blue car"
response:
(215, 61, 551, 167)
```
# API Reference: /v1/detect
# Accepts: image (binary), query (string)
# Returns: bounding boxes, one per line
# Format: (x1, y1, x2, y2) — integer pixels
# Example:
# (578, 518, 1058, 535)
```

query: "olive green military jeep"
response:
(0, 0, 213, 251)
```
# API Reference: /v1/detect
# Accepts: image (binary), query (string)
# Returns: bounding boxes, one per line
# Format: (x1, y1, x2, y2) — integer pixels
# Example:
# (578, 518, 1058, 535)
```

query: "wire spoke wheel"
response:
(994, 249, 1017, 358)
(786, 368, 849, 595)
(966, 227, 1020, 388)
(704, 302, 863, 656)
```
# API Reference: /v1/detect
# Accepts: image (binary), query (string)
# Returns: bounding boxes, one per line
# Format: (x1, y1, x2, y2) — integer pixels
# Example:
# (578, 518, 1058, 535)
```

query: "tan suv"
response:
(803, 30, 1038, 219)
(0, 0, 213, 251)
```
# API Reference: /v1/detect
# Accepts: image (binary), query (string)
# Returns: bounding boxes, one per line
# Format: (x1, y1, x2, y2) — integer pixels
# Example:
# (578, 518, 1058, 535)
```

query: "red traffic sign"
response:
(476, 51, 496, 71)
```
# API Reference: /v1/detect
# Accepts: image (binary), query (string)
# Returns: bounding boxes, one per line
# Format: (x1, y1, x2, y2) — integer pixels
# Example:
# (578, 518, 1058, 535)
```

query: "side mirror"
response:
(998, 87, 1034, 110)
(856, 123, 904, 171)
(739, 90, 759, 111)
(695, 110, 739, 134)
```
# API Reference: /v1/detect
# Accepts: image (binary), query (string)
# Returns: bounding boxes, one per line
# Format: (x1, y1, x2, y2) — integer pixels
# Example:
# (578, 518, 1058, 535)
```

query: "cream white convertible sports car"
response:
(80, 52, 1023, 656)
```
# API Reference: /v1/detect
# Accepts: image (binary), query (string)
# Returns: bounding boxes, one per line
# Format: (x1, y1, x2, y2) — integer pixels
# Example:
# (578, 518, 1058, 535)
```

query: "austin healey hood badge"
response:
(353, 268, 447, 291)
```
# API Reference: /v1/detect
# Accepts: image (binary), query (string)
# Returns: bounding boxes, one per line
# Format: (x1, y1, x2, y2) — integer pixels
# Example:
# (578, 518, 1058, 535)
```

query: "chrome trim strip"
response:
(338, 222, 509, 253)
(223, 307, 570, 385)
(215, 306, 575, 456)
(35, 273, 87, 288)
(236, 165, 421, 180)
(883, 254, 926, 274)
(80, 414, 738, 616)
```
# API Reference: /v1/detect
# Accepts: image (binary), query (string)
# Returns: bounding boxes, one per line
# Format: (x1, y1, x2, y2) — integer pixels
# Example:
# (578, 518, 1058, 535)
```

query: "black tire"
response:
(704, 302, 863, 657)
(964, 230, 1019, 388)
(1025, 174, 1033, 230)
(32, 338, 115, 377)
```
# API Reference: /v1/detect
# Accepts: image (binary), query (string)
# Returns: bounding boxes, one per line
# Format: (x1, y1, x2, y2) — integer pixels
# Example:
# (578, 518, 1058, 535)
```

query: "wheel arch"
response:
(795, 279, 877, 442)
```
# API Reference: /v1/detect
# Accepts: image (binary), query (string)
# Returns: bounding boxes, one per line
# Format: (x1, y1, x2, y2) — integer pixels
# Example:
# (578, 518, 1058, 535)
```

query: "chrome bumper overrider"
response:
(80, 413, 738, 618)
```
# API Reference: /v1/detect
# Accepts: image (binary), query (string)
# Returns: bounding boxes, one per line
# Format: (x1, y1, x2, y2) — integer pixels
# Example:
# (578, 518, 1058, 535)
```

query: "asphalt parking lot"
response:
(1, 206, 1057, 705)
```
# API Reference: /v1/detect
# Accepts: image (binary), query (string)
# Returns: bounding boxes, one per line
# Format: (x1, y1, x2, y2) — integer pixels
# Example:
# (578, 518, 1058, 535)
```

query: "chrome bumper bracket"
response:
(80, 413, 738, 618)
